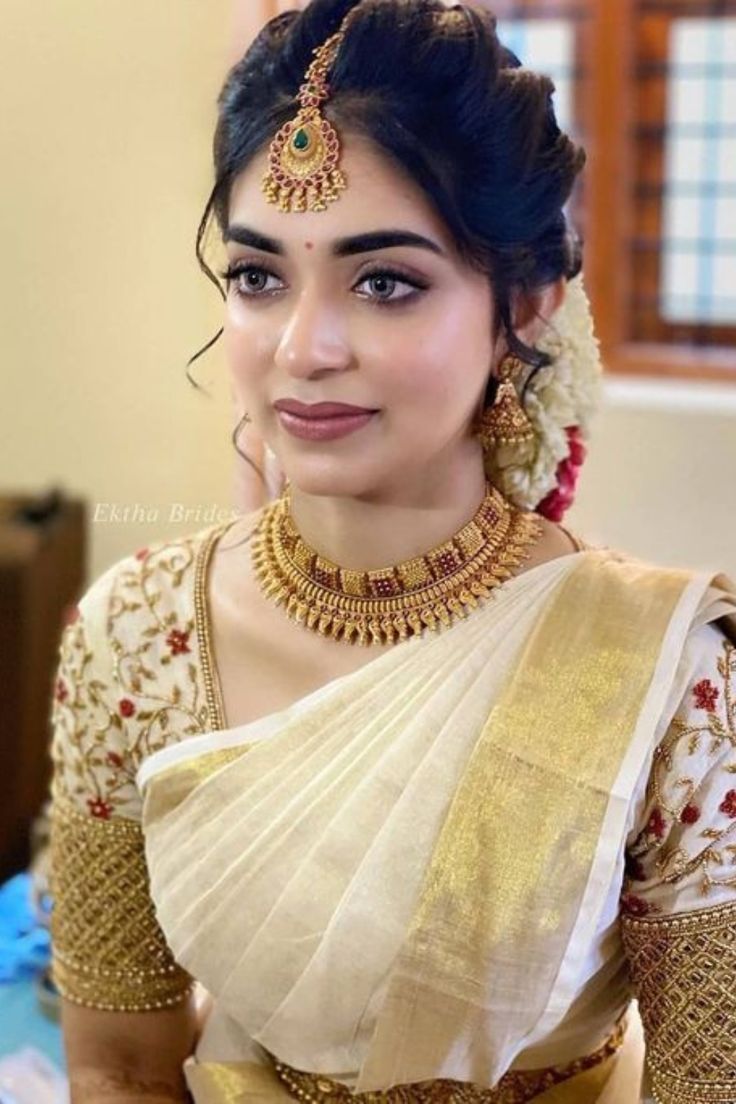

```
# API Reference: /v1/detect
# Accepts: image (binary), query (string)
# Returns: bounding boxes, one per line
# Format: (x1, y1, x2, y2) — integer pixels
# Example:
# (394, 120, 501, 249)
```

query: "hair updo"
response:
(191, 0, 586, 419)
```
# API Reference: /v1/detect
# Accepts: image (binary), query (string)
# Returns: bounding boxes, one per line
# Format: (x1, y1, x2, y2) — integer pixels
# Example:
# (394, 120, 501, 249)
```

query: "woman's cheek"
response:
(222, 322, 249, 388)
(224, 309, 269, 382)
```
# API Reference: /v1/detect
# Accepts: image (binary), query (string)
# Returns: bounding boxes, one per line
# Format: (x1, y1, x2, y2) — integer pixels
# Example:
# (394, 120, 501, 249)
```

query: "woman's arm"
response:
(62, 998, 198, 1103)
(48, 577, 199, 1101)
(620, 621, 736, 1103)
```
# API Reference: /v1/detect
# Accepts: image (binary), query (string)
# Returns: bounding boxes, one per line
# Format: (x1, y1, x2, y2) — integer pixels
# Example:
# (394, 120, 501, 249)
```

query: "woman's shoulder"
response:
(565, 530, 734, 591)
(60, 517, 251, 759)
(75, 514, 251, 628)
(540, 527, 736, 646)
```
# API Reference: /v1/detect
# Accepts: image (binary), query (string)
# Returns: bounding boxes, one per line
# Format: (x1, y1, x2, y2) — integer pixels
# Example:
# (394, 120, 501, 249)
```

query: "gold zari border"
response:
(621, 900, 736, 1104)
(271, 1017, 627, 1103)
(49, 796, 194, 1011)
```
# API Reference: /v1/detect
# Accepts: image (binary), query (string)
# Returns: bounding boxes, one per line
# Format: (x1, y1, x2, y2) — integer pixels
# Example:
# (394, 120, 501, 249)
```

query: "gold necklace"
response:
(251, 482, 543, 646)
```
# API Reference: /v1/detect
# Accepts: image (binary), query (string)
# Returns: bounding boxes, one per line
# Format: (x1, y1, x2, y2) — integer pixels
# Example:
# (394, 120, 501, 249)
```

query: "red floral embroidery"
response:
(628, 638, 736, 898)
(166, 628, 191, 656)
(118, 698, 136, 718)
(647, 807, 667, 840)
(106, 751, 124, 769)
(134, 547, 149, 561)
(87, 797, 113, 819)
(621, 893, 652, 917)
(54, 678, 68, 704)
(719, 790, 736, 818)
(692, 678, 720, 712)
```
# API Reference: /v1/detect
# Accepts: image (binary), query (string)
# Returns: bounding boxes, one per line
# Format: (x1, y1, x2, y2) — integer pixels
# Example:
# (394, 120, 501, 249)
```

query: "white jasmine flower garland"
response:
(482, 272, 604, 512)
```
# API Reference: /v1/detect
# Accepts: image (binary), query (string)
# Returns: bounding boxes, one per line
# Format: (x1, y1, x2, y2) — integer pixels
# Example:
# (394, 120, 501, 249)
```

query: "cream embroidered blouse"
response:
(47, 520, 736, 1102)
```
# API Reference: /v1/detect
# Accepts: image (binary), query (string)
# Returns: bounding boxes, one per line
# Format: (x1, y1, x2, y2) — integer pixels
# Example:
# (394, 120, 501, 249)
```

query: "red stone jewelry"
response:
(251, 481, 543, 646)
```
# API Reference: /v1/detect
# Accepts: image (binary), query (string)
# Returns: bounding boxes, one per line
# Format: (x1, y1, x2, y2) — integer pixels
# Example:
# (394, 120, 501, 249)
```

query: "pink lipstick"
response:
(274, 399, 378, 442)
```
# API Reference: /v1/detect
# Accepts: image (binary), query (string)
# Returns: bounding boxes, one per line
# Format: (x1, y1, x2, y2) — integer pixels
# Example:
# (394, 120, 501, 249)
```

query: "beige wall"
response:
(1, 1, 733, 587)
(570, 378, 736, 581)
(0, 0, 236, 582)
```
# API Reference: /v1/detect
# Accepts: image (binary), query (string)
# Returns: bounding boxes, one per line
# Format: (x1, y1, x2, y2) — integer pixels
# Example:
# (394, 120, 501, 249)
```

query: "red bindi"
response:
(304, 241, 314, 250)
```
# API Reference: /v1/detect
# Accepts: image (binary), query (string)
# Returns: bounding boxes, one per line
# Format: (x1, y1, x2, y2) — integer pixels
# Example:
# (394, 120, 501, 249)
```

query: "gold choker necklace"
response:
(251, 483, 543, 647)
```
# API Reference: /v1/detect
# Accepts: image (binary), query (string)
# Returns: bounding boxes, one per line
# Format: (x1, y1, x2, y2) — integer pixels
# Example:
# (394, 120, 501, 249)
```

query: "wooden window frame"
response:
(588, 0, 736, 381)
(477, 0, 736, 382)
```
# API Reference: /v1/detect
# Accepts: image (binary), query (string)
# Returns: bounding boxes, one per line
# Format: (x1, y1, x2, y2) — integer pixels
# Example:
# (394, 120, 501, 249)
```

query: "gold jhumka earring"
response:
(475, 354, 536, 449)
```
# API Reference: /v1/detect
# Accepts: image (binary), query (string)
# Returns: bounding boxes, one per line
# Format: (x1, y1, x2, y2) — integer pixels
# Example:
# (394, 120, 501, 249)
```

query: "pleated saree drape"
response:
(136, 549, 736, 1101)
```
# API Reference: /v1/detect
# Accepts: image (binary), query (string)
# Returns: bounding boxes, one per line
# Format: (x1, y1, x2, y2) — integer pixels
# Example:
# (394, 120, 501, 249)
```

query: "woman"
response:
(48, 2, 736, 1102)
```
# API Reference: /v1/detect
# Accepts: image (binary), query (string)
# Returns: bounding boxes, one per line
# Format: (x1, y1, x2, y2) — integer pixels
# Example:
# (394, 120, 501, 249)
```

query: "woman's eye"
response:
(354, 271, 426, 304)
(222, 264, 284, 297)
(221, 263, 427, 305)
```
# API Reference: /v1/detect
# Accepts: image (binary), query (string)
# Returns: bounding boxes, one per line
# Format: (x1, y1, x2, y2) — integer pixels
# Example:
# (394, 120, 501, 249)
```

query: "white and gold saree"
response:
(48, 518, 736, 1103)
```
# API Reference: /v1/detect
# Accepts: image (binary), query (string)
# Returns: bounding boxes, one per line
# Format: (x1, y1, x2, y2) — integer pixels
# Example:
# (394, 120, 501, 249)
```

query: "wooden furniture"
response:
(0, 491, 86, 880)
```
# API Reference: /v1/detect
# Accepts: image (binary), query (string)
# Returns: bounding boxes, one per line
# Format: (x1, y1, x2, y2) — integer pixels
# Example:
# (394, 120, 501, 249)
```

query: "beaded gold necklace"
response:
(251, 482, 543, 646)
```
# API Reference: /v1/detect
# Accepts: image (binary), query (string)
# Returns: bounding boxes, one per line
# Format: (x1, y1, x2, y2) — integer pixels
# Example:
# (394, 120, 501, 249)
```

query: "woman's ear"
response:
(511, 278, 566, 349)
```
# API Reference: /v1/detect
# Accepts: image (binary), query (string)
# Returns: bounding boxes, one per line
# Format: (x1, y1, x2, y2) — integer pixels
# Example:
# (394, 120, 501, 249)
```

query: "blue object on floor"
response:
(0, 980, 64, 1069)
(0, 875, 50, 982)
(0, 875, 63, 1069)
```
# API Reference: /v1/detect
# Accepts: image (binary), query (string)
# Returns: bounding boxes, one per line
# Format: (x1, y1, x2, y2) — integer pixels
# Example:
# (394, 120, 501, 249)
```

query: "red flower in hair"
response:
(536, 488, 565, 523)
(567, 426, 587, 466)
(536, 425, 587, 523)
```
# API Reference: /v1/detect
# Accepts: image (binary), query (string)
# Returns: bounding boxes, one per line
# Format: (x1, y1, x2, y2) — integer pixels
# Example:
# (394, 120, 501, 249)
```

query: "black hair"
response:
(188, 0, 586, 484)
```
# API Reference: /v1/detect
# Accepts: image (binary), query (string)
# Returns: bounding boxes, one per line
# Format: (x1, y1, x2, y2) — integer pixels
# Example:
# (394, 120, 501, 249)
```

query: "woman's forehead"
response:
(226, 134, 458, 256)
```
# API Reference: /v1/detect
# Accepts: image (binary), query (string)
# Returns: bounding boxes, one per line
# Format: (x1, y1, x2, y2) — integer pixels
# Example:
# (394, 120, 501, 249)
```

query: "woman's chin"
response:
(281, 463, 375, 499)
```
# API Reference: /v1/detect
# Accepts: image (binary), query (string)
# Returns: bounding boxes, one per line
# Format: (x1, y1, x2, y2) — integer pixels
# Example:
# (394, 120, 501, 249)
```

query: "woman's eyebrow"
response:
(333, 230, 445, 258)
(224, 225, 445, 258)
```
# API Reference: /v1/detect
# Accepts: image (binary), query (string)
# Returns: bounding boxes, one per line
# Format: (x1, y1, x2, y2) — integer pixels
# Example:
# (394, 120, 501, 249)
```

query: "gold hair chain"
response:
(262, 29, 348, 213)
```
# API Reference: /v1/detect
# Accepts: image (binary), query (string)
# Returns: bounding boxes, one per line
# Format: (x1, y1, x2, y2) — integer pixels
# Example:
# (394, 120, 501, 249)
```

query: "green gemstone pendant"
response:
(264, 111, 346, 213)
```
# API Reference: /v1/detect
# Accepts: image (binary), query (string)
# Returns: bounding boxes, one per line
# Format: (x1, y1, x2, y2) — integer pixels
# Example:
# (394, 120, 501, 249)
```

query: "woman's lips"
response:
(276, 408, 377, 441)
(274, 400, 376, 418)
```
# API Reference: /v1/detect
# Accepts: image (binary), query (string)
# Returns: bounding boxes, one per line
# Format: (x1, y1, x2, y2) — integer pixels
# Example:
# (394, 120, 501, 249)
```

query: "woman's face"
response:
(223, 132, 498, 500)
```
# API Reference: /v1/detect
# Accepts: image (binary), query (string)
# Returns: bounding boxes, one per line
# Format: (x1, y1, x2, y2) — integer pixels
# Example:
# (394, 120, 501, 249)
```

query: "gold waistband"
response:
(271, 1016, 627, 1103)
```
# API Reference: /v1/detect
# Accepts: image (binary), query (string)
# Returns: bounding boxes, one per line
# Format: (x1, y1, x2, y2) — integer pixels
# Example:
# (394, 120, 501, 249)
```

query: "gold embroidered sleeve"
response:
(621, 900, 736, 1104)
(50, 796, 194, 1011)
(48, 582, 194, 1012)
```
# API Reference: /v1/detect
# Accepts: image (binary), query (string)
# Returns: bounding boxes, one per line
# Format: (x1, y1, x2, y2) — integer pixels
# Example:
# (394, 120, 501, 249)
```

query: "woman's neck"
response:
(286, 461, 490, 572)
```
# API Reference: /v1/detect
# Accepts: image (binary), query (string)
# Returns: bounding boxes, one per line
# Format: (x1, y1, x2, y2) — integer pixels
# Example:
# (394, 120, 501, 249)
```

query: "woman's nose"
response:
(274, 289, 352, 378)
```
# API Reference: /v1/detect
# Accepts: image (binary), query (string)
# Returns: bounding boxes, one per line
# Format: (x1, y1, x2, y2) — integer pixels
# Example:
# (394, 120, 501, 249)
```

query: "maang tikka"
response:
(261, 11, 538, 456)
(475, 354, 537, 449)
(262, 19, 353, 213)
